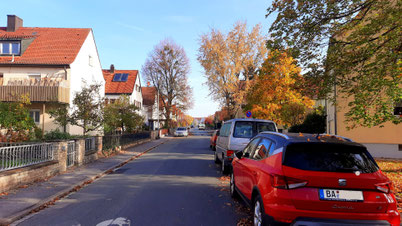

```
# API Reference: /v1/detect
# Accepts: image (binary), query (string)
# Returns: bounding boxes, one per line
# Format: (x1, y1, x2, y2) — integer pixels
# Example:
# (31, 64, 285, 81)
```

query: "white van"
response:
(198, 123, 206, 130)
(215, 118, 277, 174)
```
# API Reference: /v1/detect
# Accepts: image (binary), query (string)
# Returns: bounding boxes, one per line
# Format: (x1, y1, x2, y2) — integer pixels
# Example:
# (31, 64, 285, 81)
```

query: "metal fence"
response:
(0, 142, 42, 148)
(85, 137, 96, 153)
(67, 141, 76, 167)
(103, 132, 151, 150)
(0, 143, 54, 172)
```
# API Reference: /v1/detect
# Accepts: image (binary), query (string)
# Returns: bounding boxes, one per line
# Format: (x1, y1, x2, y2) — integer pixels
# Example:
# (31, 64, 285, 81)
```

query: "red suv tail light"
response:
(270, 174, 308, 190)
(375, 182, 394, 193)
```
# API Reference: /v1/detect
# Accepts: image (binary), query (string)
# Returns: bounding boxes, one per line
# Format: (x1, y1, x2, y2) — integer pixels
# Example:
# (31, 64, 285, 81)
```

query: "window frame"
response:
(250, 138, 274, 160)
(394, 99, 402, 116)
(243, 137, 261, 159)
(0, 41, 21, 55)
(28, 73, 41, 81)
(233, 121, 254, 138)
(29, 109, 40, 124)
(220, 122, 232, 137)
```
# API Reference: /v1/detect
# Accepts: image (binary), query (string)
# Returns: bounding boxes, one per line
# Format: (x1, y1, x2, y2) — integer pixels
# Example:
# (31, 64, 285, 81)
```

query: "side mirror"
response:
(235, 151, 243, 159)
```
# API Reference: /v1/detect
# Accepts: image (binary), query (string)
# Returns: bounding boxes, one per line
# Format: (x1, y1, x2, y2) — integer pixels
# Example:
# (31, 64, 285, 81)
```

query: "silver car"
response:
(215, 118, 277, 174)
(174, 127, 188, 137)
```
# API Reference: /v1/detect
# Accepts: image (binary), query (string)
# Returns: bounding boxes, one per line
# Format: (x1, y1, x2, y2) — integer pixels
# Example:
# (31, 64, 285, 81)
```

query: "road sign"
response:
(246, 111, 252, 118)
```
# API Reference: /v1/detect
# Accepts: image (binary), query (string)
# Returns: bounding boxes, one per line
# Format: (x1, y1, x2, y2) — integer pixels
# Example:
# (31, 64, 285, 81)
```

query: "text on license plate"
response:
(319, 189, 364, 201)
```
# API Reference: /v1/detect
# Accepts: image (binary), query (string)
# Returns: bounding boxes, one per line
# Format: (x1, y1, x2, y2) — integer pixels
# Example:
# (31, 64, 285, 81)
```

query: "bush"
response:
(288, 109, 326, 134)
(44, 129, 72, 140)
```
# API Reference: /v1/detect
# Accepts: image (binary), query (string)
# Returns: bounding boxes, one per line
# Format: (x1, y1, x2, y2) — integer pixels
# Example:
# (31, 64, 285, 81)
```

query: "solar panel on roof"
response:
(113, 73, 122, 81)
(121, 73, 129, 81)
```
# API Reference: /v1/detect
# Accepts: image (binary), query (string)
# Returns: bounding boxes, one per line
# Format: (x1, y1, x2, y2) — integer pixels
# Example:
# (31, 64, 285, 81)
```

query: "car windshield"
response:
(233, 121, 276, 138)
(283, 143, 379, 173)
(177, 128, 186, 131)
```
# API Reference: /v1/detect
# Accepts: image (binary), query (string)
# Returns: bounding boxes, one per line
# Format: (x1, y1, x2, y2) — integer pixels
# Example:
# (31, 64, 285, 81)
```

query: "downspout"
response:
(63, 66, 68, 133)
(334, 83, 337, 135)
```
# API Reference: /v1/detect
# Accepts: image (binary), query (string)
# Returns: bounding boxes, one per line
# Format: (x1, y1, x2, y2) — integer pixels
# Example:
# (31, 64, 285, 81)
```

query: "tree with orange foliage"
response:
(198, 21, 267, 118)
(246, 51, 315, 127)
(204, 115, 214, 127)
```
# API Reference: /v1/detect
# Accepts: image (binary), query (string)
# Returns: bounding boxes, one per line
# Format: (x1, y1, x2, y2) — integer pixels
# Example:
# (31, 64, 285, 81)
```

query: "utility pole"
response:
(157, 81, 160, 138)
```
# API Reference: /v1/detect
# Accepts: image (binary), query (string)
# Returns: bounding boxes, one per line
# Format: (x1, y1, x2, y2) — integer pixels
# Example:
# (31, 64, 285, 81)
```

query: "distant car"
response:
(231, 132, 400, 226)
(215, 118, 277, 174)
(210, 129, 220, 151)
(174, 127, 188, 137)
(198, 123, 206, 130)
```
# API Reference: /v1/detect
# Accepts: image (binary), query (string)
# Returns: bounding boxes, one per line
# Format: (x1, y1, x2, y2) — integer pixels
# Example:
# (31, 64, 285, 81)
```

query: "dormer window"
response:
(0, 41, 21, 55)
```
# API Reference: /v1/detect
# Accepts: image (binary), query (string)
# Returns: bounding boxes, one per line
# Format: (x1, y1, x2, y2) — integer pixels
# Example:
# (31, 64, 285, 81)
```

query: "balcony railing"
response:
(0, 78, 69, 103)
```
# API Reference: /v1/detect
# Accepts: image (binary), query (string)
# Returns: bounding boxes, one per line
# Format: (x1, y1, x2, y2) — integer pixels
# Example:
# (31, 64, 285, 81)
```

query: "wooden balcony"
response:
(0, 79, 69, 103)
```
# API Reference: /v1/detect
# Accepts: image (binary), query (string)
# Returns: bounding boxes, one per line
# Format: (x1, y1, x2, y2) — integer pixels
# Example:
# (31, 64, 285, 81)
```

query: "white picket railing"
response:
(0, 143, 54, 172)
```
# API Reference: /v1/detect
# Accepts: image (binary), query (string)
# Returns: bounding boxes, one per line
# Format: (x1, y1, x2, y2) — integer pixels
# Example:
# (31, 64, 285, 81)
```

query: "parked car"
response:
(174, 127, 188, 137)
(210, 129, 220, 151)
(230, 132, 400, 226)
(215, 118, 277, 174)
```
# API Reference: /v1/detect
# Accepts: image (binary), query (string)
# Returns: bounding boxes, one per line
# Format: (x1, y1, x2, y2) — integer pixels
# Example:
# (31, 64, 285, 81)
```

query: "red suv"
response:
(230, 132, 400, 225)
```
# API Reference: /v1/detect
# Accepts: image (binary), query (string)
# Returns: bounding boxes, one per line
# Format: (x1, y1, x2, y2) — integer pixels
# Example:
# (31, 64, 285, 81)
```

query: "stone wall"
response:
(0, 137, 101, 193)
(0, 134, 153, 193)
(0, 141, 69, 193)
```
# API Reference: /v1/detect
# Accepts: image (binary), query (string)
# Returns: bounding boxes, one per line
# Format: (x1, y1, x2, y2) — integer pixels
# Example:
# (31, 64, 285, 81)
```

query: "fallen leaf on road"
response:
(237, 217, 252, 226)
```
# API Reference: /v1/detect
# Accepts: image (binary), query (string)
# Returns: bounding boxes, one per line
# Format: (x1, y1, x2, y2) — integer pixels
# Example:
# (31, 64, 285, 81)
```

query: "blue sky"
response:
(1, 0, 274, 117)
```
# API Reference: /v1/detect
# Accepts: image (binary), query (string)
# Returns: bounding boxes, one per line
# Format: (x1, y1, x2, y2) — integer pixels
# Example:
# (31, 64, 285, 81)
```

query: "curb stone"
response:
(0, 138, 169, 226)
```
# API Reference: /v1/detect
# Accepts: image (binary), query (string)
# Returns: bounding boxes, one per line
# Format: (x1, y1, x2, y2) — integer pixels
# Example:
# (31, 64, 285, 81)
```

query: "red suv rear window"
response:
(283, 143, 379, 173)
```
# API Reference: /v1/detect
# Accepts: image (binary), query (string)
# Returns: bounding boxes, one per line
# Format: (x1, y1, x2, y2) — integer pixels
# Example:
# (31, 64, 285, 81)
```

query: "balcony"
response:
(0, 78, 69, 103)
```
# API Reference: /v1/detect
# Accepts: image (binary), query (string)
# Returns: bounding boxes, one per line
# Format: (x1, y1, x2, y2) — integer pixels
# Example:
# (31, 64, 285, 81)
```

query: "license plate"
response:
(319, 189, 364, 202)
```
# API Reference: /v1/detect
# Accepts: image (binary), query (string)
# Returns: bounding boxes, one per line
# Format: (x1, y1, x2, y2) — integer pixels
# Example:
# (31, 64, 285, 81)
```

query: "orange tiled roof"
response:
(142, 87, 157, 106)
(0, 27, 90, 65)
(103, 69, 138, 94)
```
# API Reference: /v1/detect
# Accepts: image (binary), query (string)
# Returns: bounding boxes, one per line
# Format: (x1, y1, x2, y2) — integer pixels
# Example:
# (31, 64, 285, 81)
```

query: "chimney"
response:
(110, 64, 115, 73)
(7, 15, 23, 32)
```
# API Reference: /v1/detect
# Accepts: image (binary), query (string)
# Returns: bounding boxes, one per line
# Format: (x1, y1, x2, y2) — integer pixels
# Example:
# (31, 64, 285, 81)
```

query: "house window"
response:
(394, 100, 402, 116)
(29, 110, 40, 124)
(29, 73, 41, 81)
(0, 41, 21, 55)
(89, 55, 93, 67)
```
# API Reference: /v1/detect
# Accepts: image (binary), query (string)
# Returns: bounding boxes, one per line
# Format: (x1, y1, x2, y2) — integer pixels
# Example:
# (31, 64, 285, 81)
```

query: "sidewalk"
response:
(0, 138, 169, 226)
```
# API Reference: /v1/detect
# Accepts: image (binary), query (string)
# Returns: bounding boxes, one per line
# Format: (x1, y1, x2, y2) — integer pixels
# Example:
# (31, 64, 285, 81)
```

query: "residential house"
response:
(142, 87, 162, 130)
(102, 65, 142, 109)
(327, 96, 402, 159)
(0, 15, 105, 135)
(141, 86, 165, 130)
(325, 5, 402, 158)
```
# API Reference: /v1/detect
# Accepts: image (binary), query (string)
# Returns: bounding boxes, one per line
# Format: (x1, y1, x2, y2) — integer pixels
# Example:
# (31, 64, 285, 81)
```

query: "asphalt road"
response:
(15, 136, 241, 226)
